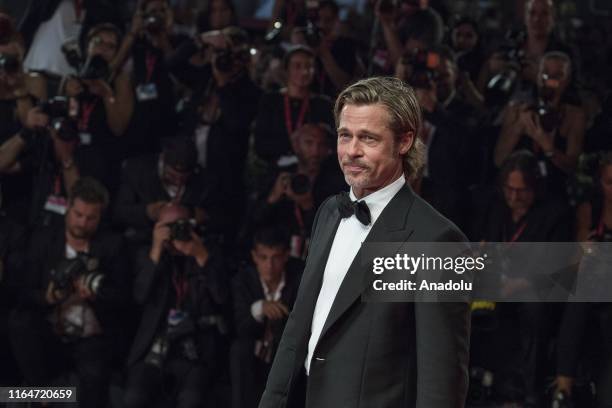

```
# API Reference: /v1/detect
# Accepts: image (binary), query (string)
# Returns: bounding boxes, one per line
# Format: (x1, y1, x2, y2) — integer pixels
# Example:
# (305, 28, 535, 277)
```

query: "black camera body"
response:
(79, 54, 110, 81)
(213, 46, 250, 73)
(485, 30, 528, 107)
(529, 99, 560, 134)
(170, 219, 195, 242)
(143, 12, 166, 34)
(38, 96, 80, 142)
(50, 253, 105, 294)
(290, 173, 311, 195)
(401, 48, 440, 89)
(0, 52, 19, 74)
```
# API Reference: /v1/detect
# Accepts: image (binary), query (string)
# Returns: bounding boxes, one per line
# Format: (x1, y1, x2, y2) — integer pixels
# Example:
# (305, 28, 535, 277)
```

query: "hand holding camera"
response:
(262, 300, 289, 321)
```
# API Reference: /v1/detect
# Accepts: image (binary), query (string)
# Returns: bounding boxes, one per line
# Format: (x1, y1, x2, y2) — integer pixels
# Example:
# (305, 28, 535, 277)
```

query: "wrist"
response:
(194, 246, 209, 267)
(62, 158, 75, 170)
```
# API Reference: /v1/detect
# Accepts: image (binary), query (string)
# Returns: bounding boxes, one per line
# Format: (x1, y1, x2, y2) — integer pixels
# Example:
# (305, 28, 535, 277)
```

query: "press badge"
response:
(538, 160, 548, 177)
(79, 132, 92, 145)
(44, 195, 68, 215)
(136, 83, 159, 101)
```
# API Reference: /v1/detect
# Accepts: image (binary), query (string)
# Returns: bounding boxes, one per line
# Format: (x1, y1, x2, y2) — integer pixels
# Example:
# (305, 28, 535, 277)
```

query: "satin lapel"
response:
(317, 185, 416, 343)
(292, 199, 341, 341)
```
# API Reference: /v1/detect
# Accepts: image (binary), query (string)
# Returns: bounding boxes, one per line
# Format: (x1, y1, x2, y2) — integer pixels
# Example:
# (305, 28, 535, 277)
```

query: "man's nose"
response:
(346, 138, 363, 157)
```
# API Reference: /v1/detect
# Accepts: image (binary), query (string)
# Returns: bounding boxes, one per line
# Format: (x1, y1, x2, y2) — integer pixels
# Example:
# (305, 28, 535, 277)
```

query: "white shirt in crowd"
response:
(251, 273, 287, 322)
(23, 0, 83, 76)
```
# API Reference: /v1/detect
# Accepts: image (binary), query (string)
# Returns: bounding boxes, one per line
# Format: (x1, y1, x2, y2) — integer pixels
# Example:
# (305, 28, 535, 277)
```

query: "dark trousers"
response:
(123, 358, 211, 408)
(557, 303, 612, 407)
(230, 339, 271, 408)
(8, 307, 113, 408)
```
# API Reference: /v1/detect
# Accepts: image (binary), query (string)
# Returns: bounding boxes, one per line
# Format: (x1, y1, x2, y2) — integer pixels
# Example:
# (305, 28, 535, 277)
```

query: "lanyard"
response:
(54, 174, 62, 195)
(284, 94, 309, 135)
(294, 202, 305, 232)
(74, 0, 83, 21)
(506, 222, 527, 243)
(78, 100, 97, 132)
(145, 52, 157, 83)
(172, 267, 189, 309)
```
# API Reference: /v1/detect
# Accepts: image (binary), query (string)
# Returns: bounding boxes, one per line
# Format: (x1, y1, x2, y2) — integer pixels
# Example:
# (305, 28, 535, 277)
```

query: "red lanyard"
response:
(294, 203, 305, 232)
(286, 2, 298, 27)
(318, 70, 326, 94)
(145, 52, 157, 83)
(74, 0, 83, 21)
(172, 268, 189, 309)
(284, 94, 309, 135)
(54, 174, 62, 195)
(507, 222, 527, 243)
(79, 100, 97, 132)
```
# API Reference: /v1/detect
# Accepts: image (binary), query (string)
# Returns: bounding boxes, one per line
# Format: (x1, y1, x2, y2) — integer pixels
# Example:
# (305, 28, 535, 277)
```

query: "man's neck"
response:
(527, 35, 548, 56)
(511, 208, 528, 223)
(66, 232, 89, 252)
(264, 276, 283, 293)
(287, 85, 309, 99)
(297, 163, 319, 181)
(352, 169, 404, 199)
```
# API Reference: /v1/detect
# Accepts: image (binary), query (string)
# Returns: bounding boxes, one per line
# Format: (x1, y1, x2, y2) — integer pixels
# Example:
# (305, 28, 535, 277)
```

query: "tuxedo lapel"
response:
(317, 185, 416, 344)
(292, 198, 341, 340)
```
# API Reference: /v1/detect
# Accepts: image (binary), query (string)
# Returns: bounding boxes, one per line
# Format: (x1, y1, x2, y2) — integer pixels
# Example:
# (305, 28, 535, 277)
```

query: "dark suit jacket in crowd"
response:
(127, 248, 229, 366)
(232, 259, 303, 345)
(16, 224, 130, 334)
(259, 184, 471, 408)
(113, 154, 229, 241)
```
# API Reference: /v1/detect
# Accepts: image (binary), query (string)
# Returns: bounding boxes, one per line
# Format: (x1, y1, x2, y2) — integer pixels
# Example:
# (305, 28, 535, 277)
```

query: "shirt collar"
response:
(349, 174, 406, 225)
(260, 272, 286, 301)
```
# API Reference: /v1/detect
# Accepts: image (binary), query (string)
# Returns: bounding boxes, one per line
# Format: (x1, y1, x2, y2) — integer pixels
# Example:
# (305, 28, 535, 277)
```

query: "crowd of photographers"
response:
(0, 0, 611, 407)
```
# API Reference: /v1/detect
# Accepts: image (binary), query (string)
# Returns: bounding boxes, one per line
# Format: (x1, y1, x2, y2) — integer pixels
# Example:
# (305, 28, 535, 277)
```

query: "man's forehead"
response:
(338, 103, 391, 129)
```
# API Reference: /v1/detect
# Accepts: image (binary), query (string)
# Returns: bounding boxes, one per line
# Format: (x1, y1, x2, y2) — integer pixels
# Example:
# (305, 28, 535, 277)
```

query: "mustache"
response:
(341, 159, 369, 169)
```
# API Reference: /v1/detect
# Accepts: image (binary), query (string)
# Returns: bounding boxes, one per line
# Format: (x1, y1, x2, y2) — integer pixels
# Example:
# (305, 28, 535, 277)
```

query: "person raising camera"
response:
(8, 177, 130, 408)
(123, 203, 229, 408)
(63, 23, 134, 189)
(0, 13, 47, 223)
(494, 51, 585, 198)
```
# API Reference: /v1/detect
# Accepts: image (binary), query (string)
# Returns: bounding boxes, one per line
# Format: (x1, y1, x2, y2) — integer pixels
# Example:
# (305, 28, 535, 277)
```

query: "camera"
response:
(49, 253, 105, 294)
(143, 12, 166, 34)
(485, 29, 528, 107)
(79, 54, 110, 81)
(528, 99, 560, 134)
(169, 219, 195, 242)
(290, 173, 311, 195)
(401, 48, 441, 89)
(39, 96, 80, 142)
(378, 0, 397, 14)
(0, 52, 19, 74)
(213, 46, 250, 73)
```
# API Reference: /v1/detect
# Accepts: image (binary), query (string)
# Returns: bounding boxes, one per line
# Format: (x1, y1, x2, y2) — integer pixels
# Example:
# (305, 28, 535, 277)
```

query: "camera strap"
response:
(283, 94, 309, 135)
(145, 52, 157, 83)
(78, 100, 98, 132)
(505, 221, 527, 244)
(172, 266, 189, 310)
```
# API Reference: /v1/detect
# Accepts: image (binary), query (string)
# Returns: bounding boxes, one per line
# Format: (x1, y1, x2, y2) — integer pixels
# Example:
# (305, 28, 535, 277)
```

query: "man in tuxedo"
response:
(259, 76, 471, 408)
(231, 225, 303, 408)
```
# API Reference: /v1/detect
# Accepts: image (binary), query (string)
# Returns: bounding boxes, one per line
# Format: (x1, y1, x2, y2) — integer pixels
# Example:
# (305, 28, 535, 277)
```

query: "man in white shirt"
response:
(259, 76, 471, 408)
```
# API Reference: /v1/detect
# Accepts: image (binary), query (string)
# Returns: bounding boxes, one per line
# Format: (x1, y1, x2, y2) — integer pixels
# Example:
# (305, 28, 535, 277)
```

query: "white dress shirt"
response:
(23, 0, 82, 76)
(251, 273, 286, 323)
(305, 174, 406, 374)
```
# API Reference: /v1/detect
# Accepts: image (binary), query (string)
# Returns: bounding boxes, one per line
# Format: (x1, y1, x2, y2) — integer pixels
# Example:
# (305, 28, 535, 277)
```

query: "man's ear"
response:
(398, 131, 414, 155)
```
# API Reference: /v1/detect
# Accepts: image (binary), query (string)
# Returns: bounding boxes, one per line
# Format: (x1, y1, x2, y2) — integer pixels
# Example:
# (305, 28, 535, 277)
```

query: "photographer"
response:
(0, 14, 47, 223)
(123, 203, 229, 408)
(230, 225, 303, 408)
(494, 51, 586, 198)
(250, 123, 332, 258)
(552, 152, 612, 407)
(375, 0, 444, 74)
(254, 45, 334, 163)
(62, 23, 134, 188)
(290, 0, 360, 98)
(8, 178, 130, 408)
(114, 136, 229, 245)
(170, 26, 260, 198)
(114, 0, 186, 157)
(477, 0, 574, 99)
(473, 150, 570, 406)
(395, 46, 469, 225)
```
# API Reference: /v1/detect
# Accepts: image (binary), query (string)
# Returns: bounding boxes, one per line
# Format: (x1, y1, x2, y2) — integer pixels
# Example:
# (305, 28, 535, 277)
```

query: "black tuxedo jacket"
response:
(259, 184, 471, 408)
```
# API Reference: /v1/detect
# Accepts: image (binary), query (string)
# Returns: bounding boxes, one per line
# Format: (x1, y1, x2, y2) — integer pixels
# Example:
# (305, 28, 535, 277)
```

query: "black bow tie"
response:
(337, 191, 371, 226)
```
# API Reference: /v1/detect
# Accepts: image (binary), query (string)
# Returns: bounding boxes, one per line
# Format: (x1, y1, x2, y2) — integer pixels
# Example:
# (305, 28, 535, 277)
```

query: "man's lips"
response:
(343, 163, 367, 172)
